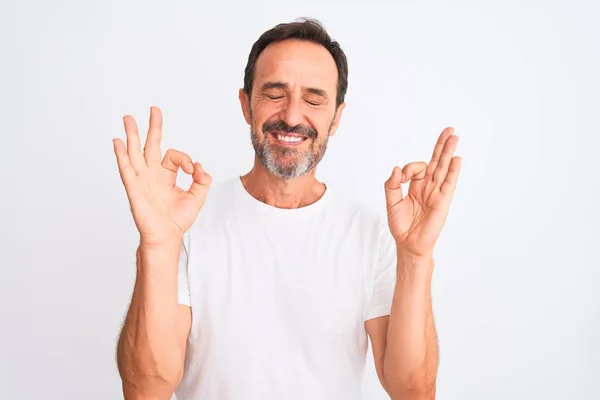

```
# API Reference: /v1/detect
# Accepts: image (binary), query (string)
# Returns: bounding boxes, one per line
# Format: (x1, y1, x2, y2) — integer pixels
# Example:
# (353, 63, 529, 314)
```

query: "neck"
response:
(240, 158, 326, 209)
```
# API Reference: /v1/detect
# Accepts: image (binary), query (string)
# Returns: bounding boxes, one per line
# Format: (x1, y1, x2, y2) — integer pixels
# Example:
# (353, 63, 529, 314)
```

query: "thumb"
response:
(384, 166, 404, 210)
(188, 162, 212, 205)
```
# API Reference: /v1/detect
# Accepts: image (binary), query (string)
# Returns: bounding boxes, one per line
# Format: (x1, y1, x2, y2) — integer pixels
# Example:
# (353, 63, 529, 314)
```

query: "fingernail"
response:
(401, 174, 406, 182)
(188, 163, 194, 172)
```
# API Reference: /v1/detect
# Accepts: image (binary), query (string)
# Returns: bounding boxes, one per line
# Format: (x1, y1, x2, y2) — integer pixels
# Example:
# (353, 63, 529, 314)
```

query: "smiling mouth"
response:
(270, 132, 309, 145)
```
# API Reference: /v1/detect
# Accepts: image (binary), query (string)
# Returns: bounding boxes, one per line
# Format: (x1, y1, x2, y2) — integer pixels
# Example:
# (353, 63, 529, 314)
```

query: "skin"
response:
(238, 39, 345, 208)
(370, 128, 461, 399)
(113, 37, 461, 400)
(114, 108, 206, 399)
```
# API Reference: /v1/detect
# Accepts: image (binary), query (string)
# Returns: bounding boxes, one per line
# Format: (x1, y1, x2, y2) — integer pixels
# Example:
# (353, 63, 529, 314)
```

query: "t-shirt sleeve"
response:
(364, 221, 397, 321)
(177, 231, 192, 307)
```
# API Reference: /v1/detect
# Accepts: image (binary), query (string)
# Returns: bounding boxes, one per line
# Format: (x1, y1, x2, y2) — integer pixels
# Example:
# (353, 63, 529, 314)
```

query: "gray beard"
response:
(251, 130, 329, 181)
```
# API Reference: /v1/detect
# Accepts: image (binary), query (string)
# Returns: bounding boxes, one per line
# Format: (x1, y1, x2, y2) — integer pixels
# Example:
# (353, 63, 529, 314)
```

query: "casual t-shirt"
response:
(175, 176, 397, 400)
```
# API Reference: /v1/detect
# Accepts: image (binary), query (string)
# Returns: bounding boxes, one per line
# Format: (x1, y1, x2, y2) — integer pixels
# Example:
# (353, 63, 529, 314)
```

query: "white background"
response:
(1, 0, 599, 399)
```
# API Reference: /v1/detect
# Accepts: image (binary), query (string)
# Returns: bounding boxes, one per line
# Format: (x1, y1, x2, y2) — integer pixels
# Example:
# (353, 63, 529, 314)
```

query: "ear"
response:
(239, 88, 252, 125)
(328, 102, 346, 137)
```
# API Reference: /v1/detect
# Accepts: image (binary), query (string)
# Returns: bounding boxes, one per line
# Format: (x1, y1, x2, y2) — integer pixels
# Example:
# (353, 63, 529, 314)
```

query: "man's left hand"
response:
(384, 127, 462, 258)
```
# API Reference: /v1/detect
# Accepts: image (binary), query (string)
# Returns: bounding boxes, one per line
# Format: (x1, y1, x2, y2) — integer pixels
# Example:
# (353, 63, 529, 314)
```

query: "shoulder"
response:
(324, 186, 390, 244)
(323, 187, 395, 266)
(184, 176, 239, 236)
(326, 186, 387, 228)
(203, 176, 240, 207)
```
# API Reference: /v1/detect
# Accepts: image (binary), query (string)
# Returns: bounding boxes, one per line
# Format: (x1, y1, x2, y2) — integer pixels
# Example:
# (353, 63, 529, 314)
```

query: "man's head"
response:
(239, 18, 348, 180)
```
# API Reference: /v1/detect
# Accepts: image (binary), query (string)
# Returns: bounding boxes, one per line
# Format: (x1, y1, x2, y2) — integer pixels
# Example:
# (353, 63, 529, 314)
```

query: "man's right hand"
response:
(113, 106, 212, 246)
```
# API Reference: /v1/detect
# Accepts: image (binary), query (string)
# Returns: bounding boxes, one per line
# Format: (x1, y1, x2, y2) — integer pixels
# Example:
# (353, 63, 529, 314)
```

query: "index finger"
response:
(143, 106, 163, 165)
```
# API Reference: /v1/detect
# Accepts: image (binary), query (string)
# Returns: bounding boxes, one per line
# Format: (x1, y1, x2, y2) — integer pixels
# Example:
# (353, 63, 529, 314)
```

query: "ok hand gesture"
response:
(113, 106, 212, 246)
(384, 127, 462, 258)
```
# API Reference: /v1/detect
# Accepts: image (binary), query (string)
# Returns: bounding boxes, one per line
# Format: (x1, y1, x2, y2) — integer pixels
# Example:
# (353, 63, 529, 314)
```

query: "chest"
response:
(186, 218, 377, 343)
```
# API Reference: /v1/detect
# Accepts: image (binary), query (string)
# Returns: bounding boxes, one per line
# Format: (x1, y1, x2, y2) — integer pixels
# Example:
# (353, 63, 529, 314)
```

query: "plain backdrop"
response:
(1, 0, 598, 399)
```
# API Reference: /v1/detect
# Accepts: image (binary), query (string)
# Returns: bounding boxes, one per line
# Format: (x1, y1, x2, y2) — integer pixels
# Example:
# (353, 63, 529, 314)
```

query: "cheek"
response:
(248, 109, 263, 132)
(250, 103, 276, 130)
(310, 114, 335, 136)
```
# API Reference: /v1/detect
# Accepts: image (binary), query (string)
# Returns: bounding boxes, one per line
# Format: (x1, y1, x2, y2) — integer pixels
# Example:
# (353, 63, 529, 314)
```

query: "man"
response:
(114, 18, 461, 400)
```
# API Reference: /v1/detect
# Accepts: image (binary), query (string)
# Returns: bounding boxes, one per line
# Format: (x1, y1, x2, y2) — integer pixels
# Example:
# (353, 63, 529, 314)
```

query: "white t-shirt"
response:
(175, 176, 397, 400)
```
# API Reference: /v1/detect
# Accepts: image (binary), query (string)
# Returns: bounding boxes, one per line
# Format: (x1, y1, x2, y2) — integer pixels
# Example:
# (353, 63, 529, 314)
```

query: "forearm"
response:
(117, 240, 186, 398)
(383, 250, 438, 399)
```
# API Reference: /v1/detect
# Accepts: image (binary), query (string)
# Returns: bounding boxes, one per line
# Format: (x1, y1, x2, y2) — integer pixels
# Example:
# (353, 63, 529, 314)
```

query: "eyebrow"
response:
(260, 81, 329, 99)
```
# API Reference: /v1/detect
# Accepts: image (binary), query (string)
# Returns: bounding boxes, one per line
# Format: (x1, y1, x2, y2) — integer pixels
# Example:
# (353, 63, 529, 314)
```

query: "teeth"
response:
(277, 134, 303, 143)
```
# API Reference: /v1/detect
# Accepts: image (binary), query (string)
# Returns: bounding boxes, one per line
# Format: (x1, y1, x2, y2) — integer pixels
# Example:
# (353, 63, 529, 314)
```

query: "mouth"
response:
(269, 132, 309, 146)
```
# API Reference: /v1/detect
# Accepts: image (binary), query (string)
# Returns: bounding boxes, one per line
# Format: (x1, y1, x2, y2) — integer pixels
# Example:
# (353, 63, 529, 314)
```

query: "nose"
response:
(279, 97, 304, 129)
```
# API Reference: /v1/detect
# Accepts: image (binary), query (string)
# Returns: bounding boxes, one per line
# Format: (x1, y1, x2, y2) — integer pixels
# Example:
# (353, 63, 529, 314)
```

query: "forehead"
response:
(254, 39, 338, 94)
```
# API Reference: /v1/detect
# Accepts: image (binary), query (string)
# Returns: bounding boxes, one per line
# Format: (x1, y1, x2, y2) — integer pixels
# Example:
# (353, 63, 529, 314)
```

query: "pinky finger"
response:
(440, 156, 462, 196)
(113, 138, 136, 185)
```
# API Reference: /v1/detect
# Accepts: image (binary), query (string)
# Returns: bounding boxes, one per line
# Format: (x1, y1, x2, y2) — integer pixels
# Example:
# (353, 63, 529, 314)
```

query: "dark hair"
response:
(243, 17, 348, 108)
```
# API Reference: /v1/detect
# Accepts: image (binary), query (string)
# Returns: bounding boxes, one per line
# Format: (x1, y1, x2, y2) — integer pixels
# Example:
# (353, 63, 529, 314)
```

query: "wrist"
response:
(396, 246, 433, 264)
(136, 238, 183, 276)
(396, 247, 434, 280)
(139, 236, 182, 254)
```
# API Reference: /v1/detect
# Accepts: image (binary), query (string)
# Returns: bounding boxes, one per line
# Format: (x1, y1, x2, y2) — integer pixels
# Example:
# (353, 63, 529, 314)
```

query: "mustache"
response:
(262, 120, 317, 139)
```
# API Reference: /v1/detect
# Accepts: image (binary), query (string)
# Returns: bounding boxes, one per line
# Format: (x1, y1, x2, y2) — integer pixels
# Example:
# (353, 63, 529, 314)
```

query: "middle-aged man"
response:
(114, 18, 461, 400)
